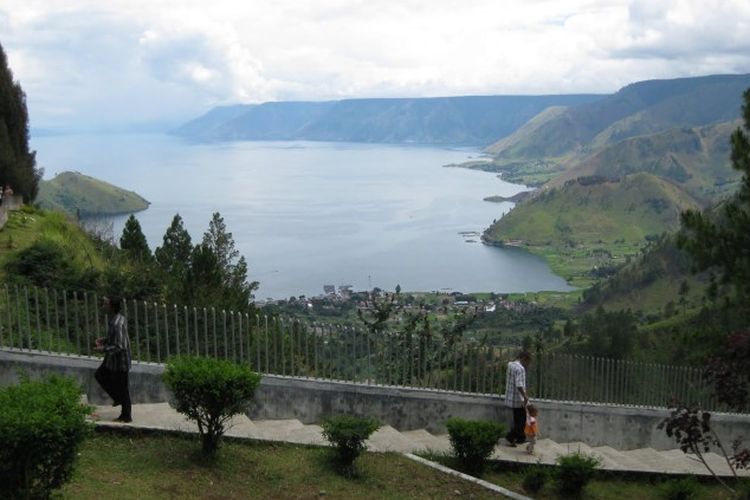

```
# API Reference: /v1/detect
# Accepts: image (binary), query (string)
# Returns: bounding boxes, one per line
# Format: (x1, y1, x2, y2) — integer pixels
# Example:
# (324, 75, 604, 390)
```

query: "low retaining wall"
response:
(2, 349, 749, 451)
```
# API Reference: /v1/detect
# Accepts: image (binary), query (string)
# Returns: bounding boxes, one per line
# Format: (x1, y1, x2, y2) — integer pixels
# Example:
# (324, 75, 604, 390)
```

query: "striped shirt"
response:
(102, 313, 131, 372)
(504, 360, 526, 408)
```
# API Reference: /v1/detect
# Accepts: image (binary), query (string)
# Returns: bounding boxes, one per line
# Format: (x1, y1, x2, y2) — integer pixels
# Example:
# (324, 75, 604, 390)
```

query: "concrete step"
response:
(400, 430, 451, 453)
(592, 445, 649, 471)
(286, 424, 328, 446)
(250, 419, 305, 441)
(622, 447, 675, 473)
(366, 425, 420, 453)
(88, 403, 750, 478)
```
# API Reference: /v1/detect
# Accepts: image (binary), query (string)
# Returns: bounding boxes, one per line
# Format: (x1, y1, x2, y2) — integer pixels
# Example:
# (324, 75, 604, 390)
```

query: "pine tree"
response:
(185, 243, 223, 307)
(0, 42, 42, 202)
(200, 212, 258, 309)
(120, 215, 152, 262)
(155, 214, 192, 295)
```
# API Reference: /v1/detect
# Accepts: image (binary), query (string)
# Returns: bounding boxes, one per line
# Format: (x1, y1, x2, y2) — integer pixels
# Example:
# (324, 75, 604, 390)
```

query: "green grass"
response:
(37, 171, 149, 216)
(0, 206, 106, 281)
(419, 453, 737, 500)
(60, 430, 499, 499)
(483, 469, 735, 500)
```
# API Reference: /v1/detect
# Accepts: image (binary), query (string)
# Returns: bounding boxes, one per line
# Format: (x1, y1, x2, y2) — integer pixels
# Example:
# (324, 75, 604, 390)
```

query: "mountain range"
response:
(480, 73, 750, 286)
(175, 95, 602, 145)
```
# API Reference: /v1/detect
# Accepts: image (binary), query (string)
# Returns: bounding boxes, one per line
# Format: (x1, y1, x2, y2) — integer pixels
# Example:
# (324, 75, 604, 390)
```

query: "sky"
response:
(2, 0, 750, 131)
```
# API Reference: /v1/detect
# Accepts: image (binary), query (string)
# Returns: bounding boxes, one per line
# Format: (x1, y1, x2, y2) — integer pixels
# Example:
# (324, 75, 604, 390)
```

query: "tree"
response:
(155, 214, 192, 300)
(0, 43, 42, 202)
(184, 243, 223, 307)
(119, 215, 152, 262)
(679, 88, 750, 304)
(200, 212, 258, 310)
(660, 89, 750, 491)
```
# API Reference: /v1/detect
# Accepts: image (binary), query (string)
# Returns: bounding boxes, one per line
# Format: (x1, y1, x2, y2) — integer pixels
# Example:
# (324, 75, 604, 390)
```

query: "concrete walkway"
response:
(92, 402, 748, 478)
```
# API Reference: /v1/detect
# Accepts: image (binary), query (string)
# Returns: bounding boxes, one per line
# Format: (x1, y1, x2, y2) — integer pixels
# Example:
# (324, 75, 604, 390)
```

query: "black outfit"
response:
(506, 407, 527, 444)
(95, 313, 132, 420)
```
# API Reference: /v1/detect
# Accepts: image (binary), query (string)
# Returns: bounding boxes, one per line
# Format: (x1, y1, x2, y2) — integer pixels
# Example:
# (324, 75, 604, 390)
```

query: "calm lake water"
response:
(31, 133, 572, 299)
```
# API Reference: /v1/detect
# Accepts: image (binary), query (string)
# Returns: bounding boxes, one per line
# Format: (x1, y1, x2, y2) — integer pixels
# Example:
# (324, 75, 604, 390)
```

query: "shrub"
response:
(163, 356, 261, 456)
(522, 466, 548, 493)
(659, 477, 701, 500)
(321, 415, 380, 468)
(554, 452, 600, 495)
(445, 418, 505, 474)
(0, 375, 92, 500)
(735, 479, 750, 500)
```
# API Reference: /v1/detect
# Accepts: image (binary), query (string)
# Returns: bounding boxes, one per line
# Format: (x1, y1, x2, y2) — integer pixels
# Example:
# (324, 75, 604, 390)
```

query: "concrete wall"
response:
(2, 348, 749, 451)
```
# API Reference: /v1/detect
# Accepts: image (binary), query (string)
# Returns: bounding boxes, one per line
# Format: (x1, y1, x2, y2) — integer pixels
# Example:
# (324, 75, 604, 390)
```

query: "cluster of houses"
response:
(263, 285, 542, 316)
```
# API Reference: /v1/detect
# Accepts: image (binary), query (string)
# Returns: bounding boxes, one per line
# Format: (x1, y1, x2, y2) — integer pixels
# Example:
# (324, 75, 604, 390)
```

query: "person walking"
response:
(94, 296, 132, 422)
(504, 350, 531, 446)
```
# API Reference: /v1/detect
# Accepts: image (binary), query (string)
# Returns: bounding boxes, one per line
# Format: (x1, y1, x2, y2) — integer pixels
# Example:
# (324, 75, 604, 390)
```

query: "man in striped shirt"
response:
(504, 351, 531, 446)
(94, 296, 132, 423)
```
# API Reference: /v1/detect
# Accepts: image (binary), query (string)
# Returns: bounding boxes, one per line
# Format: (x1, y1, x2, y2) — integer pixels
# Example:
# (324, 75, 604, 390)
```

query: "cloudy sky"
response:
(2, 0, 750, 131)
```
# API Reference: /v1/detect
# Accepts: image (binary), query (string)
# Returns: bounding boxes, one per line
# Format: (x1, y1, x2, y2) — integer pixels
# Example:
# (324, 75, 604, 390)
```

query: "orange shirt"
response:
(525, 416, 538, 437)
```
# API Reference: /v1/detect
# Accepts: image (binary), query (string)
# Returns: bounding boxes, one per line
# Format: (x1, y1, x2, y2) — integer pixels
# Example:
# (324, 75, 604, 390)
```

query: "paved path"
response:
(91, 402, 748, 478)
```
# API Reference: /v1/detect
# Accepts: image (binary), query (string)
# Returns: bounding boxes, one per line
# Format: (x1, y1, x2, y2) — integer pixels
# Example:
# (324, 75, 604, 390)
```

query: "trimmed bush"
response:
(321, 415, 380, 468)
(522, 466, 548, 493)
(659, 477, 701, 500)
(555, 452, 600, 495)
(0, 375, 92, 500)
(163, 356, 261, 456)
(445, 418, 505, 474)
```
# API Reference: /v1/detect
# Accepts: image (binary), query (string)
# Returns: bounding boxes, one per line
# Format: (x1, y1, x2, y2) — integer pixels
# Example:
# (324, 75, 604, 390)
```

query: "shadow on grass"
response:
(314, 448, 368, 480)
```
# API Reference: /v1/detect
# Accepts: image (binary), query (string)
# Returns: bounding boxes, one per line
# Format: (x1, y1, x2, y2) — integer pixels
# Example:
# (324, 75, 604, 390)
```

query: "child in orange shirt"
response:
(524, 404, 539, 454)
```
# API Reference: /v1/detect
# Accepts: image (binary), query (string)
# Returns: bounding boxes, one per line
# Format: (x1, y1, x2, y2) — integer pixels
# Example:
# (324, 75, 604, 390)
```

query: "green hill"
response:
(482, 173, 702, 286)
(37, 171, 150, 216)
(547, 121, 740, 203)
(485, 74, 750, 160)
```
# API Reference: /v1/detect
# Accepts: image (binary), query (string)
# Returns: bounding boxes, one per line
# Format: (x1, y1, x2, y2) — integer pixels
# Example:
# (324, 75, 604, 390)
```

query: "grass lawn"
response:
(61, 430, 499, 499)
(420, 454, 743, 500)
(482, 468, 738, 500)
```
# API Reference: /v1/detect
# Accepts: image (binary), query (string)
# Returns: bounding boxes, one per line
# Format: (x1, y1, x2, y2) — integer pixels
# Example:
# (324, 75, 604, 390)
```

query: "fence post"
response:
(175, 304, 180, 358)
(193, 307, 199, 357)
(183, 306, 189, 357)
(44, 288, 51, 353)
(222, 309, 227, 361)
(34, 288, 42, 353)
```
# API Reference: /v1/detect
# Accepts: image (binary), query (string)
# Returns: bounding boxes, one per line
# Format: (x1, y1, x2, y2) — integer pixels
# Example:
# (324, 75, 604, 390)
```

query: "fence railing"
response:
(0, 285, 734, 412)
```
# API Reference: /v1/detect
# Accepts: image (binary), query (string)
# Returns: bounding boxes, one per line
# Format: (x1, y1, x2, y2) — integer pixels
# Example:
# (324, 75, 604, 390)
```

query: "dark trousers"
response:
(95, 365, 131, 419)
(506, 406, 527, 444)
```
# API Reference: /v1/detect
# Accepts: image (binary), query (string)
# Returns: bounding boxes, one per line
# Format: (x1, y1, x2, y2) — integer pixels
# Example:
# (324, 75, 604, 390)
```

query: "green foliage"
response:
(679, 88, 750, 304)
(521, 466, 548, 493)
(198, 212, 258, 310)
(0, 42, 42, 202)
(321, 415, 380, 468)
(119, 215, 152, 263)
(445, 418, 505, 474)
(155, 213, 192, 302)
(554, 452, 600, 495)
(163, 356, 261, 456)
(0, 375, 92, 499)
(4, 239, 98, 290)
(578, 306, 637, 359)
(658, 477, 701, 500)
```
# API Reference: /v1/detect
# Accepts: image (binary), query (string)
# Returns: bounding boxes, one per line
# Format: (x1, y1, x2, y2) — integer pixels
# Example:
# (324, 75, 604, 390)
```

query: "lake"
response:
(31, 133, 572, 299)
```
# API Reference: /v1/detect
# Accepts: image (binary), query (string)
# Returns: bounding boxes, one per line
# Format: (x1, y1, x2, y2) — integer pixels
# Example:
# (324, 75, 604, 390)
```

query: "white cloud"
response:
(1, 0, 749, 130)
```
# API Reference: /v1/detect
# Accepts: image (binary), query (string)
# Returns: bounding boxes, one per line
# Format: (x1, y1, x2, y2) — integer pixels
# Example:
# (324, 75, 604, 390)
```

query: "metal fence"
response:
(0, 285, 732, 412)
